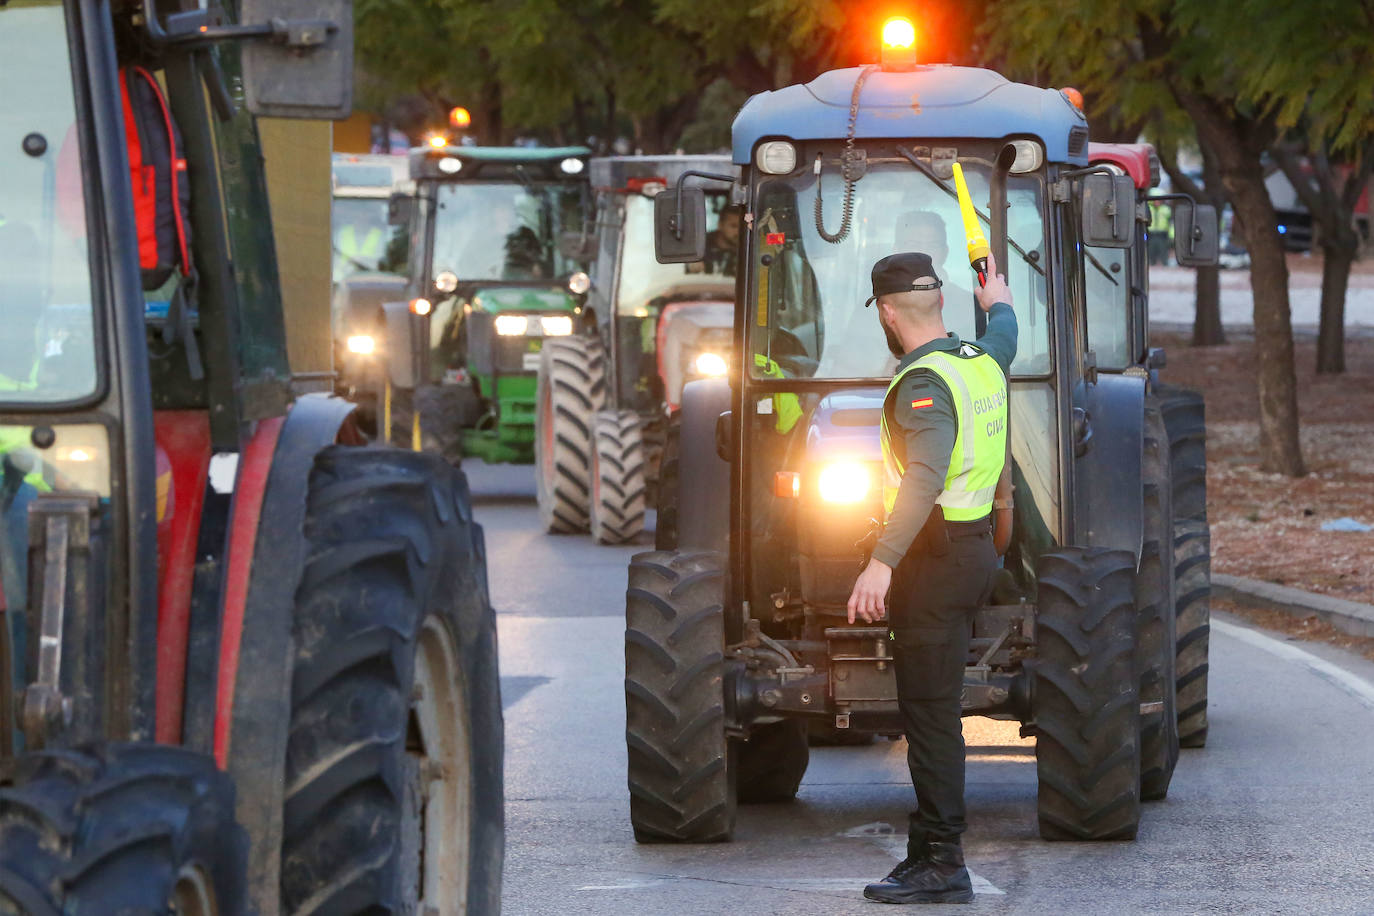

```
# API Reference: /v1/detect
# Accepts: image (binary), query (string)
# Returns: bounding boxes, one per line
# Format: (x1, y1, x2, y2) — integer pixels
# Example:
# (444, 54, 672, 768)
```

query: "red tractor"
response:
(0, 0, 501, 912)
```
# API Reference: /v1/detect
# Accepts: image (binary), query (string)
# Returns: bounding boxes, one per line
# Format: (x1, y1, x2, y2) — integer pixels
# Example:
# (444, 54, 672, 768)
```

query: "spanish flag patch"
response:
(911, 397, 934, 409)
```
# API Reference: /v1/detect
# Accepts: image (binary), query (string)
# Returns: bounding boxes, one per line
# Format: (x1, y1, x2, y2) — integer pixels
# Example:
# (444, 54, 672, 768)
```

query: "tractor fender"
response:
(1072, 374, 1144, 560)
(215, 392, 356, 916)
(676, 377, 731, 553)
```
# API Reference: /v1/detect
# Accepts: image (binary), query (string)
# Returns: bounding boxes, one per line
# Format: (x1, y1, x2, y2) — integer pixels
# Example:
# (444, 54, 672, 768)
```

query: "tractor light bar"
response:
(880, 16, 917, 70)
(494, 314, 530, 336)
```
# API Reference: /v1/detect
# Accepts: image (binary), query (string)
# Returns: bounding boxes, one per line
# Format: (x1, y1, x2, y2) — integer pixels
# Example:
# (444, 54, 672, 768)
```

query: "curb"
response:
(1212, 573, 1374, 639)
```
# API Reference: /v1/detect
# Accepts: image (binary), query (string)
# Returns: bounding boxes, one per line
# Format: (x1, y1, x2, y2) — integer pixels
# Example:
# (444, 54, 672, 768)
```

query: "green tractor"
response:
(626, 23, 1220, 843)
(387, 144, 592, 464)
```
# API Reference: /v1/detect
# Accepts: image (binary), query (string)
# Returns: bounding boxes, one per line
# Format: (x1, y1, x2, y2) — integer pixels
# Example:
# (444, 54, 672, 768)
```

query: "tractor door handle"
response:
(1072, 407, 1093, 457)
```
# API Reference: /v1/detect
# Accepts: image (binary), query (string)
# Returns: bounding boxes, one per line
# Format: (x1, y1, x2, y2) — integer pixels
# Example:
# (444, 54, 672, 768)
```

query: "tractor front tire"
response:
(736, 719, 809, 803)
(1138, 405, 1180, 800)
(282, 447, 503, 915)
(1031, 547, 1142, 841)
(625, 550, 735, 843)
(535, 335, 606, 534)
(591, 409, 647, 545)
(0, 743, 247, 915)
(1155, 385, 1211, 748)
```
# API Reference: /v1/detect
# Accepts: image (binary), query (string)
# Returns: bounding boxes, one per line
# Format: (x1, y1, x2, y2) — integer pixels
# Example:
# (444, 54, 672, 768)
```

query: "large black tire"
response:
(655, 414, 680, 550)
(1156, 385, 1211, 748)
(0, 743, 247, 914)
(591, 409, 647, 545)
(1031, 547, 1142, 841)
(535, 335, 606, 533)
(1138, 405, 1179, 800)
(736, 719, 809, 803)
(625, 550, 735, 843)
(283, 447, 503, 915)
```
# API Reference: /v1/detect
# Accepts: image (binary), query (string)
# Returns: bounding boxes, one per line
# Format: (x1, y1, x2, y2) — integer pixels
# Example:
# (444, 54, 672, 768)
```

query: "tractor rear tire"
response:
(1155, 385, 1211, 748)
(536, 335, 606, 534)
(282, 447, 503, 915)
(625, 550, 735, 843)
(735, 719, 809, 803)
(590, 409, 647, 545)
(1138, 405, 1179, 801)
(0, 743, 247, 914)
(1031, 547, 1142, 841)
(655, 414, 680, 550)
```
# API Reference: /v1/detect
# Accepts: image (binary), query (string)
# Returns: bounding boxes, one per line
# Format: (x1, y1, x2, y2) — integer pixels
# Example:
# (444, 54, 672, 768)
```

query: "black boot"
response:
(862, 841, 973, 904)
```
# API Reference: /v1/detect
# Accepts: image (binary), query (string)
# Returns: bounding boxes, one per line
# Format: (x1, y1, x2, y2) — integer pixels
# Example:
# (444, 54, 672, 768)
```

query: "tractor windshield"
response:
(617, 192, 736, 315)
(749, 155, 1049, 380)
(332, 196, 405, 283)
(431, 181, 582, 284)
(0, 2, 99, 404)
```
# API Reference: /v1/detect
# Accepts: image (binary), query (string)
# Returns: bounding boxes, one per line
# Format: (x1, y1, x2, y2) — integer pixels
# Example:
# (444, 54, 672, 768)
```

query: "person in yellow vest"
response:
(848, 251, 1016, 905)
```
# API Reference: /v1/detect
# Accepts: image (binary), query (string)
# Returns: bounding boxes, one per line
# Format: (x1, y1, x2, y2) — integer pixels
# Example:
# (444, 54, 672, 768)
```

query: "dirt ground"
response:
(1154, 322, 1374, 602)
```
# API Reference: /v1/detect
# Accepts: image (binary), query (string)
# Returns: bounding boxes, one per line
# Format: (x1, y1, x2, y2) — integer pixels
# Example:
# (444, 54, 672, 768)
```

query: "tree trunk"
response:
(1317, 236, 1355, 373)
(1191, 265, 1225, 346)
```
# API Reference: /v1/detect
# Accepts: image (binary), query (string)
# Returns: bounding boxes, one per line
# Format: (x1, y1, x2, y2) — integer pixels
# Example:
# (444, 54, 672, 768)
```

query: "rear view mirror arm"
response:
(139, 0, 340, 51)
(669, 170, 736, 239)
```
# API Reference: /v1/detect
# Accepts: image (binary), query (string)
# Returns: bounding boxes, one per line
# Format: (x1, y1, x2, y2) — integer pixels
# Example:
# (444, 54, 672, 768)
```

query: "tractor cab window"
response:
(616, 192, 736, 316)
(0, 2, 99, 404)
(749, 153, 1049, 380)
(430, 181, 581, 283)
(1083, 244, 1132, 370)
(332, 197, 407, 283)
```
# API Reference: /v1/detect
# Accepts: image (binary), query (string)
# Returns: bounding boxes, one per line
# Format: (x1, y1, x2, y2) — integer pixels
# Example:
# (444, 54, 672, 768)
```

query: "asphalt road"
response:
(468, 462, 1374, 915)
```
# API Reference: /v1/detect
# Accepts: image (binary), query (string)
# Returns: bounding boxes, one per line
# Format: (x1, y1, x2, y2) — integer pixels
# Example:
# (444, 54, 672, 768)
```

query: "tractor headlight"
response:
(694, 351, 728, 377)
(817, 462, 872, 504)
(540, 315, 574, 336)
(494, 314, 529, 336)
(346, 334, 376, 355)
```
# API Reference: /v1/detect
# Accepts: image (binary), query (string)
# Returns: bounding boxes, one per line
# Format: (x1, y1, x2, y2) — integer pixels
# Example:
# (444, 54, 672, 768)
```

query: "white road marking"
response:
(1214, 619, 1374, 711)
(842, 822, 1006, 895)
(575, 879, 666, 891)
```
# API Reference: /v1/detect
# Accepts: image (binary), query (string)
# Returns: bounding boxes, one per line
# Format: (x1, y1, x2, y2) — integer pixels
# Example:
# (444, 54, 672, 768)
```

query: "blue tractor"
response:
(625, 19, 1218, 843)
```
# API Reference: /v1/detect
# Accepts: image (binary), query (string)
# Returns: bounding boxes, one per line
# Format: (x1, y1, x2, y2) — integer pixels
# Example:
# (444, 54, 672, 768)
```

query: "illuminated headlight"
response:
(346, 334, 376, 354)
(540, 315, 574, 336)
(437, 157, 462, 174)
(755, 140, 797, 175)
(494, 314, 529, 336)
(434, 270, 459, 293)
(561, 157, 585, 175)
(1008, 139, 1045, 174)
(694, 351, 728, 377)
(818, 462, 872, 504)
(567, 271, 591, 295)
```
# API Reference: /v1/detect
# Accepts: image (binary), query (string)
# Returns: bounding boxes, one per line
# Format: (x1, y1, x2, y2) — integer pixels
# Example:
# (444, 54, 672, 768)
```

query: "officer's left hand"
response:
(847, 560, 892, 624)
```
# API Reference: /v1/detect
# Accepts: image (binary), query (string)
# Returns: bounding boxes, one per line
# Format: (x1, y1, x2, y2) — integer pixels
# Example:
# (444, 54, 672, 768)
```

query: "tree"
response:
(1152, 126, 1226, 346)
(982, 0, 1306, 476)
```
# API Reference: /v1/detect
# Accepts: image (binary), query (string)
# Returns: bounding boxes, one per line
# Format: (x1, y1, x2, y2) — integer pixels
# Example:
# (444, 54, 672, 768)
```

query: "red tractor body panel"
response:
(1088, 142, 1158, 190)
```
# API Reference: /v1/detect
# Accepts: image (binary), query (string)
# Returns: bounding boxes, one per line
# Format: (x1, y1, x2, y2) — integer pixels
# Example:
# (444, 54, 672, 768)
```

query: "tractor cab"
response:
(330, 152, 411, 407)
(392, 144, 591, 463)
(628, 17, 1219, 846)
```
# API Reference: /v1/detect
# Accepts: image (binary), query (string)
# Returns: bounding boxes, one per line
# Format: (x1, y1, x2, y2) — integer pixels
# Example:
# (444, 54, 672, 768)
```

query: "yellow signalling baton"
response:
(952, 161, 991, 288)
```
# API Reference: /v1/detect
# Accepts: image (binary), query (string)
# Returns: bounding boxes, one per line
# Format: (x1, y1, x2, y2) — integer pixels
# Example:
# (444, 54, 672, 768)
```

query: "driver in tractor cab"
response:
(332, 203, 387, 279)
(893, 210, 974, 319)
(699, 206, 741, 277)
(847, 251, 1017, 906)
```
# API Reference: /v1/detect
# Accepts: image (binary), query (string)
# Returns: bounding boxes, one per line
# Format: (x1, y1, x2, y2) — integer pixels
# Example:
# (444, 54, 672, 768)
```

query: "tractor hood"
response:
(469, 285, 577, 314)
(804, 387, 885, 463)
(733, 65, 1088, 166)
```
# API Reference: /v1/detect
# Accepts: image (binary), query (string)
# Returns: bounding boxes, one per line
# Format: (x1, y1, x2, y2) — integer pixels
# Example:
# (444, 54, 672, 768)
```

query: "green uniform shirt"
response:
(872, 302, 1018, 568)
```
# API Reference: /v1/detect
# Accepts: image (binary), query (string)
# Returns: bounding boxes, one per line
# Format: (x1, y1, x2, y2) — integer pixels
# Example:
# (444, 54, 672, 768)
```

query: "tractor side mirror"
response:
(558, 230, 597, 263)
(1081, 173, 1135, 249)
(380, 301, 421, 389)
(240, 0, 354, 119)
(1173, 201, 1220, 267)
(388, 192, 413, 227)
(654, 187, 707, 263)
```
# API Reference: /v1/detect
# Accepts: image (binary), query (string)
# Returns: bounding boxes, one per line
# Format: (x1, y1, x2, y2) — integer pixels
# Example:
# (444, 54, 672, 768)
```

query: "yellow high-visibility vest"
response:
(880, 342, 1007, 521)
(753, 353, 802, 434)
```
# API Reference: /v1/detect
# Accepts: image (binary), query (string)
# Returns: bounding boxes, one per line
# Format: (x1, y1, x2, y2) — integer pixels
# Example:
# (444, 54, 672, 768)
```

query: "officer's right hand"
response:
(976, 251, 1012, 312)
(847, 559, 892, 624)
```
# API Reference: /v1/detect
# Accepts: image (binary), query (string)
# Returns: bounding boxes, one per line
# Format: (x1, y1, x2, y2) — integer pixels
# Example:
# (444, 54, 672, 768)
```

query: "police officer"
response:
(848, 250, 1016, 905)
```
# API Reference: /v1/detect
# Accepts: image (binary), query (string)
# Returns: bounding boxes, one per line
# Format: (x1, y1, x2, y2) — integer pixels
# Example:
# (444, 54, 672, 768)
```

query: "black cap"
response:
(865, 252, 943, 307)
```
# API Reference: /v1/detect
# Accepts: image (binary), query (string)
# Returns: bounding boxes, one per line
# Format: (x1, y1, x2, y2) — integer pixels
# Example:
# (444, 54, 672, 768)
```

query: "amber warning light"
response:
(880, 17, 917, 70)
(449, 106, 472, 129)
